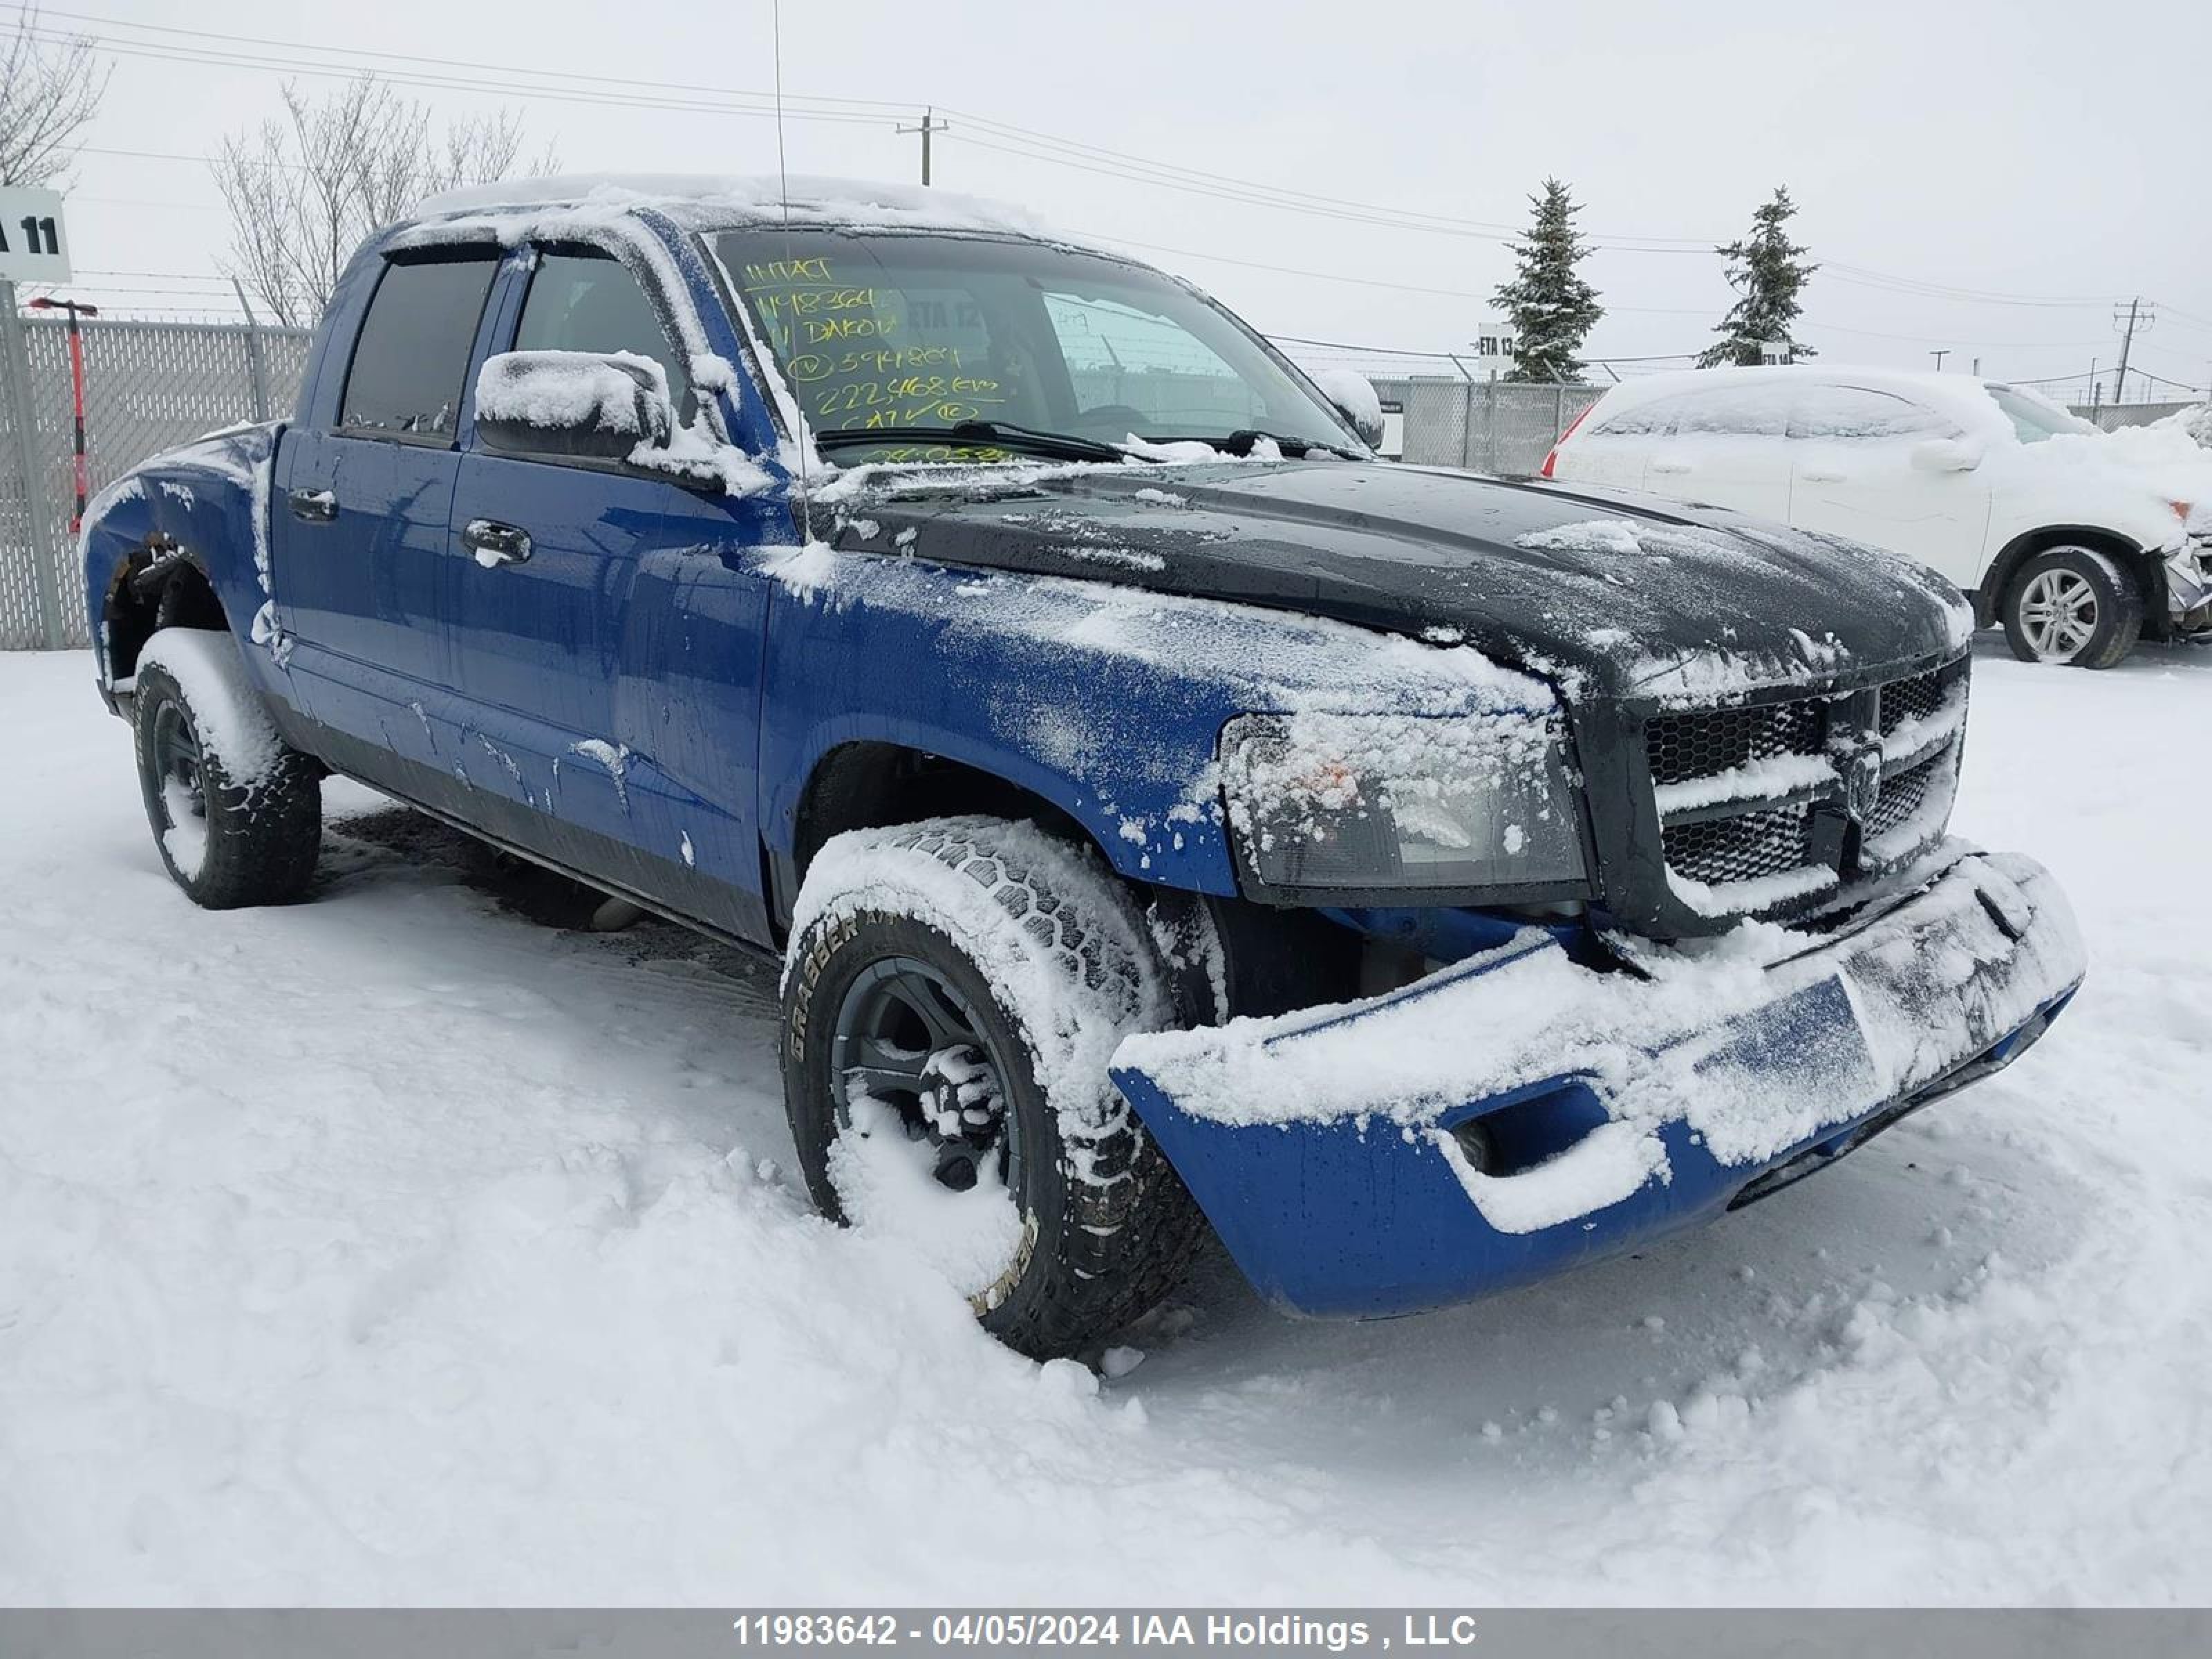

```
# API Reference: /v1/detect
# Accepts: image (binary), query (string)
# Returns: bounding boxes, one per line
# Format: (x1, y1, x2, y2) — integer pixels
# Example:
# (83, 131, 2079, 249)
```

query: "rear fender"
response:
(82, 422, 283, 690)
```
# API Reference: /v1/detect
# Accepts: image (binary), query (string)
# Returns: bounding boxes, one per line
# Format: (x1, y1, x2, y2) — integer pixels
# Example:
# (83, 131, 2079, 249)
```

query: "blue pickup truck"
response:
(80, 177, 2085, 1358)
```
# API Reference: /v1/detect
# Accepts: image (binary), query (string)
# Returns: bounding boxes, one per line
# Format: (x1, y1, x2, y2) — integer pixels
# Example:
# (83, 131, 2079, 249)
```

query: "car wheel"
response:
(2001, 546, 2142, 668)
(780, 816, 1206, 1360)
(132, 628, 322, 908)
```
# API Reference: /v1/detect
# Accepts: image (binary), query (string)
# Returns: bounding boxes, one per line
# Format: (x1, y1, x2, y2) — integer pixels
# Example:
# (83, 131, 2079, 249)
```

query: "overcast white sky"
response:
(37, 0, 2212, 400)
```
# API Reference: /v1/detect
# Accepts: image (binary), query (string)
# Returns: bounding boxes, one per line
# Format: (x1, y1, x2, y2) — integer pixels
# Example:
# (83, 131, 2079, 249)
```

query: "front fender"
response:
(756, 545, 1556, 894)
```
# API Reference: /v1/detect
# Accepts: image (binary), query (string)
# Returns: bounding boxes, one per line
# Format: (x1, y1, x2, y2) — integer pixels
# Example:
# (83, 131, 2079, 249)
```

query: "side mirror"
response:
(1311, 367, 1386, 451)
(474, 350, 675, 461)
(1911, 435, 1983, 474)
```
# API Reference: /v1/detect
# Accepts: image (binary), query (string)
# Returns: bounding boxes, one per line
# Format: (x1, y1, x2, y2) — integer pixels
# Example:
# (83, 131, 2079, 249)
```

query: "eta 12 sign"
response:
(0, 186, 71, 283)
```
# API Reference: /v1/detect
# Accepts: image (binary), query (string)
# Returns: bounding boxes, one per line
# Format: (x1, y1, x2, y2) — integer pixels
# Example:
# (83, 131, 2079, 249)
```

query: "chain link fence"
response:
(0, 309, 312, 650)
(1370, 377, 1606, 473)
(2068, 400, 2197, 433)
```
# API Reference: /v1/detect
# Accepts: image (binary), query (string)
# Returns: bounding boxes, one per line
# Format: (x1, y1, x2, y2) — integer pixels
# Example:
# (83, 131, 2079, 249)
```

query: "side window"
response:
(339, 254, 500, 438)
(1789, 386, 1953, 440)
(514, 250, 692, 420)
(1667, 383, 1796, 438)
(1588, 397, 1681, 438)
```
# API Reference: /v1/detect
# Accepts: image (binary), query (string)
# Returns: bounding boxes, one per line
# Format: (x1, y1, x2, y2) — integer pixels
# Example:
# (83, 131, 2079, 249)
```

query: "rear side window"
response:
(339, 254, 499, 438)
(1588, 397, 1676, 438)
(515, 250, 693, 419)
(1790, 386, 1951, 440)
(1665, 382, 1797, 438)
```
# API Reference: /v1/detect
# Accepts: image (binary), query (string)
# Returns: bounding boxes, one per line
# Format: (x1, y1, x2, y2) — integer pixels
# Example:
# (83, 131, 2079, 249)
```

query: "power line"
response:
(30, 0, 2209, 329)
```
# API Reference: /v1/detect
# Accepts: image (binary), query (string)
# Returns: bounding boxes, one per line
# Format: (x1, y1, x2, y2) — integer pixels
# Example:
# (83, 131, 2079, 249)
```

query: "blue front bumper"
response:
(1110, 848, 2085, 1319)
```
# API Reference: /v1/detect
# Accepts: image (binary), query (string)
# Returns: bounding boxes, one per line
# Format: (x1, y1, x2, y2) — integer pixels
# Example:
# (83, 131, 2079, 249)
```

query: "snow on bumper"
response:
(1109, 849, 2084, 1318)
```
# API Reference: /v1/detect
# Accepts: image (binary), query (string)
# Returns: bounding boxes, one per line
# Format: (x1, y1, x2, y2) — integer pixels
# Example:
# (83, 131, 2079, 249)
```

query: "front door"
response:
(1785, 386, 1993, 589)
(1640, 379, 1797, 522)
(442, 245, 780, 942)
(270, 250, 503, 770)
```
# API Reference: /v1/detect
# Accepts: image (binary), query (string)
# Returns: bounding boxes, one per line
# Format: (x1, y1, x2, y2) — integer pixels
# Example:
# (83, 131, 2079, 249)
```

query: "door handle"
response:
(1800, 468, 1848, 483)
(287, 487, 337, 523)
(1650, 459, 1693, 476)
(462, 518, 532, 568)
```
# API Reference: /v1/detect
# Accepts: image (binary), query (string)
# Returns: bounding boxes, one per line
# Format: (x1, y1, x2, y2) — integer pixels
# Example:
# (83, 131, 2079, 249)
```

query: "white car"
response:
(1545, 365, 2212, 666)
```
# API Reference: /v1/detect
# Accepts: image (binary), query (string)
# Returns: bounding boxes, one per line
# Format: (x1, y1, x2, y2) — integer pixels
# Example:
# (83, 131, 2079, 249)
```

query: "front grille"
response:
(1662, 804, 1816, 886)
(1639, 655, 1968, 923)
(1865, 748, 1944, 842)
(1876, 667, 1944, 738)
(1647, 698, 1824, 787)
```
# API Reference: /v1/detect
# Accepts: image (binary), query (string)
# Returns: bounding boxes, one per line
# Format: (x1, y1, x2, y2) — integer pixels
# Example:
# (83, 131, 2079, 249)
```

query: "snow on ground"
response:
(1, 640, 2209, 1604)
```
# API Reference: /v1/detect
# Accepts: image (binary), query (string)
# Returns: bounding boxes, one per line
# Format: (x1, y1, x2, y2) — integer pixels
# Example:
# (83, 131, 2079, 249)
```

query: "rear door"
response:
(272, 250, 501, 767)
(1640, 381, 1797, 521)
(1784, 385, 1991, 586)
(442, 245, 780, 940)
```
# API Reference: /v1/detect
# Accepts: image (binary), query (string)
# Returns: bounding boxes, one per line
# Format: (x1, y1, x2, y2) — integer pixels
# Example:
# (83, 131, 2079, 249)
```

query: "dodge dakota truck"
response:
(79, 177, 2085, 1359)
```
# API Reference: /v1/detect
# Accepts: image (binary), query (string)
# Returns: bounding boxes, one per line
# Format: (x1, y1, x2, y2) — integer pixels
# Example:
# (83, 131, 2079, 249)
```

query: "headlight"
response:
(1219, 710, 1589, 898)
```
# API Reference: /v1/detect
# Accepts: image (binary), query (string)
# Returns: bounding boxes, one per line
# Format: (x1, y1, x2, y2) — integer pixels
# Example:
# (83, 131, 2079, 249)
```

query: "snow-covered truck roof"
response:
(408, 172, 1073, 241)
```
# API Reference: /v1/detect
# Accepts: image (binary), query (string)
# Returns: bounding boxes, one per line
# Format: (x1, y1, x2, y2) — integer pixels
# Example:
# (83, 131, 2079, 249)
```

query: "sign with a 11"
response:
(0, 186, 71, 283)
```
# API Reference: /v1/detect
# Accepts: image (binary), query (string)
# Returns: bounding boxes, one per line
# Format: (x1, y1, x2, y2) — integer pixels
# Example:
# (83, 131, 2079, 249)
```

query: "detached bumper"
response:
(2166, 540, 2212, 633)
(1111, 848, 2084, 1318)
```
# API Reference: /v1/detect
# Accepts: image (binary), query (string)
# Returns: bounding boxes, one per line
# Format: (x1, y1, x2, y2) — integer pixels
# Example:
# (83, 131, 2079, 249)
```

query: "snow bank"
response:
(827, 1096, 1030, 1306)
(2153, 403, 2212, 449)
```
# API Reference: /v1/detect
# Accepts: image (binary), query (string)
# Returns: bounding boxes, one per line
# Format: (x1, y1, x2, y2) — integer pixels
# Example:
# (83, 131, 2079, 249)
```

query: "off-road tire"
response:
(780, 816, 1206, 1360)
(133, 629, 322, 908)
(2000, 546, 2143, 668)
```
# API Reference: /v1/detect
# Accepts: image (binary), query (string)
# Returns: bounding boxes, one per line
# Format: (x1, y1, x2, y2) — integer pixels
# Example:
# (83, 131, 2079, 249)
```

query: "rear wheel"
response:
(2001, 546, 2142, 668)
(132, 628, 321, 908)
(780, 816, 1205, 1359)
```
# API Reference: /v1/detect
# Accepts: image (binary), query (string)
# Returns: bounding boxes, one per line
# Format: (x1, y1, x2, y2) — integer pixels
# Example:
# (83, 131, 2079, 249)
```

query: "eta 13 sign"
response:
(0, 186, 71, 283)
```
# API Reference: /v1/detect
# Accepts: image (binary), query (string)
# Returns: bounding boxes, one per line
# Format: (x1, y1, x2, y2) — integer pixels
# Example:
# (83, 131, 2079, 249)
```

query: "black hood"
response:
(818, 459, 1969, 705)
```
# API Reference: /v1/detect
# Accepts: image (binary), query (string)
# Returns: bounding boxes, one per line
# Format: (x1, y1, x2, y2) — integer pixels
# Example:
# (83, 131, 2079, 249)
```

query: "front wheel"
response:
(780, 816, 1206, 1359)
(132, 628, 322, 908)
(2000, 546, 2142, 668)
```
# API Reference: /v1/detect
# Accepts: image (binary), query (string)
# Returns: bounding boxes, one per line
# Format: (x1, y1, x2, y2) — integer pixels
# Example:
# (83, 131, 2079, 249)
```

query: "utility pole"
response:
(2114, 295, 2146, 406)
(896, 107, 947, 186)
(1929, 349, 1949, 372)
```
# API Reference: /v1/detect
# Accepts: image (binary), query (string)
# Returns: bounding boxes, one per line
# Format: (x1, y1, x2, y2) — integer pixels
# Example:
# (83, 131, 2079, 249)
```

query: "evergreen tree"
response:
(1493, 178, 1603, 383)
(1698, 187, 1819, 367)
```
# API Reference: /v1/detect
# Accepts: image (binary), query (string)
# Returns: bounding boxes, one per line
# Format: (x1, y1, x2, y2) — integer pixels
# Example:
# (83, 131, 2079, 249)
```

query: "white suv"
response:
(1546, 365, 2212, 667)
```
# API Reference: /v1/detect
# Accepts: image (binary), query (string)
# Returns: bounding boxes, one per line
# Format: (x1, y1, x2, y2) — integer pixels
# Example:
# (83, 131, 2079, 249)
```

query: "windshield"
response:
(710, 227, 1356, 464)
(1985, 384, 2089, 444)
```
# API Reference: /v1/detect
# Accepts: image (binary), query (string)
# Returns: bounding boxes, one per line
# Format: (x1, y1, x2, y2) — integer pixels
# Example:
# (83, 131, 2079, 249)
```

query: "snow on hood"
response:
(1994, 422, 2212, 535)
(820, 460, 1973, 707)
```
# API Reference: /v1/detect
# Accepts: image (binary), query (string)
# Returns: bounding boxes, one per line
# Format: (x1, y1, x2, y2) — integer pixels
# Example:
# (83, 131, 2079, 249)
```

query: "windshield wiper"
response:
(814, 421, 1125, 464)
(1143, 429, 1360, 460)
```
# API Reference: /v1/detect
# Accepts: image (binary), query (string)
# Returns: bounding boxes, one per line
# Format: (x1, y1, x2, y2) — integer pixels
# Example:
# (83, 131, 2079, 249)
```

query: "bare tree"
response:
(214, 75, 550, 327)
(0, 6, 111, 187)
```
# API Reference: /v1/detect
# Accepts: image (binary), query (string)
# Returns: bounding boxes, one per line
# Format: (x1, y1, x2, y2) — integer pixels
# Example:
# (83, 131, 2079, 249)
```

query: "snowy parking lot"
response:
(3, 639, 2208, 1604)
